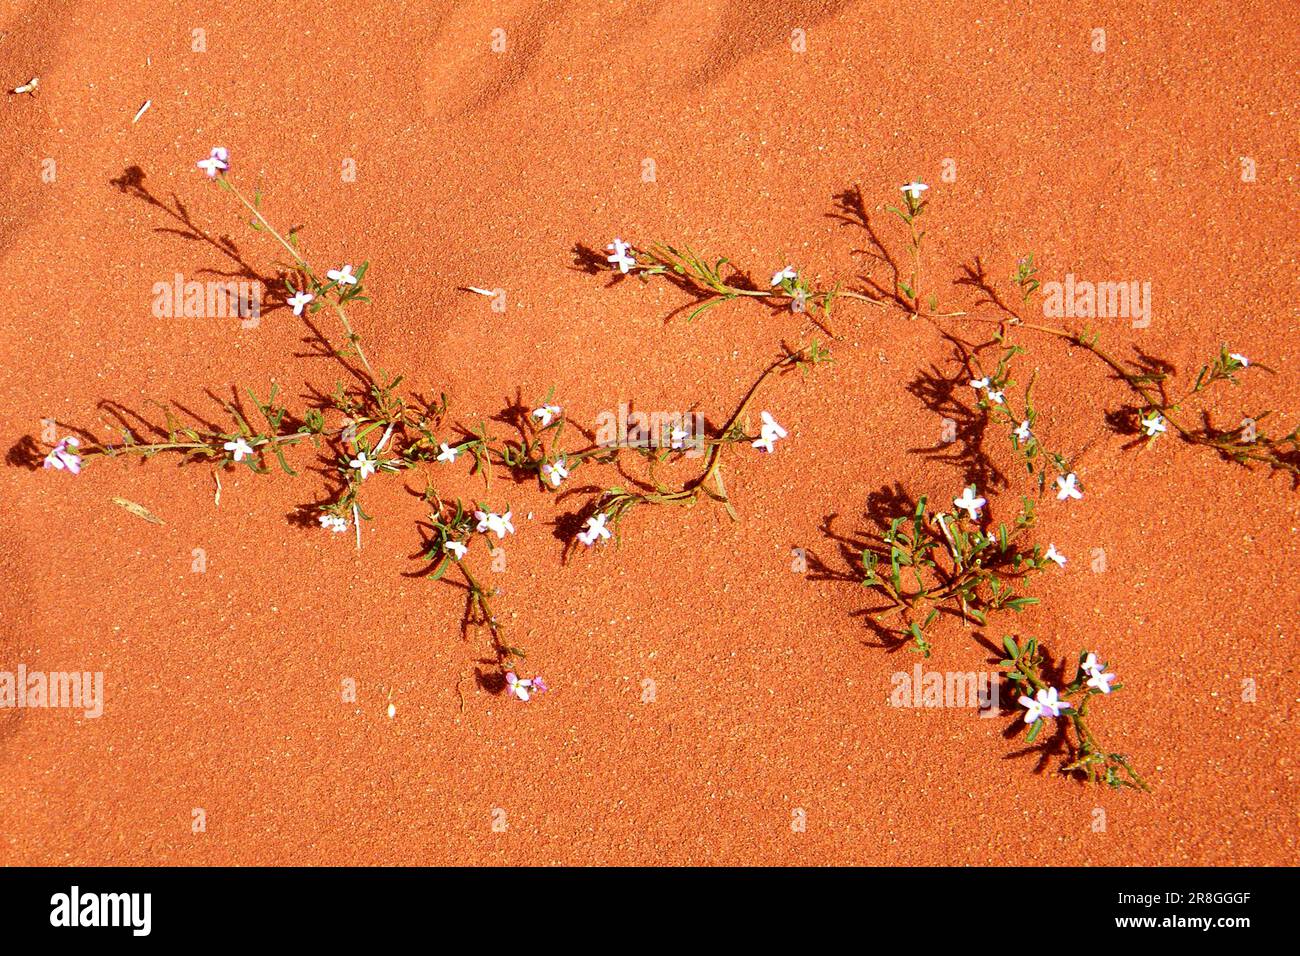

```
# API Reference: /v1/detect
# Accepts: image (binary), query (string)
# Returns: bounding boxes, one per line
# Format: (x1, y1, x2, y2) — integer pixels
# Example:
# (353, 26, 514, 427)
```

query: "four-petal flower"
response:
(474, 509, 515, 539)
(43, 436, 82, 474)
(327, 264, 357, 286)
(953, 485, 986, 520)
(1140, 413, 1166, 437)
(577, 512, 612, 546)
(751, 410, 787, 453)
(287, 290, 314, 316)
(1086, 669, 1117, 694)
(770, 265, 797, 287)
(349, 451, 377, 480)
(224, 437, 254, 462)
(606, 238, 636, 274)
(1055, 473, 1083, 501)
(533, 404, 562, 428)
(319, 513, 348, 533)
(196, 146, 229, 177)
(505, 672, 533, 701)
(540, 457, 569, 487)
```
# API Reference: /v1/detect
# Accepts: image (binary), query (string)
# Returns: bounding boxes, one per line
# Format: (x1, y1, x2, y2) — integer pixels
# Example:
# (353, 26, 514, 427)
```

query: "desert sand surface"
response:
(0, 0, 1296, 865)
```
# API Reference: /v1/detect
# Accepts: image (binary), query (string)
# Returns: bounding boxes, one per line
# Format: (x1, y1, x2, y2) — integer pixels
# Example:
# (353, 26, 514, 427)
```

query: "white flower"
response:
(196, 146, 228, 177)
(1080, 654, 1116, 697)
(287, 290, 314, 315)
(751, 410, 787, 453)
(532, 404, 562, 428)
(952, 485, 986, 520)
(577, 512, 612, 546)
(1018, 693, 1044, 724)
(1014, 420, 1033, 443)
(970, 377, 989, 390)
(445, 540, 468, 560)
(349, 451, 377, 480)
(540, 457, 569, 487)
(327, 264, 357, 286)
(43, 436, 82, 474)
(1055, 472, 1083, 501)
(1086, 669, 1117, 694)
(223, 437, 254, 462)
(606, 238, 636, 274)
(474, 510, 515, 539)
(1229, 353, 1249, 367)
(1020, 686, 1071, 723)
(985, 389, 1005, 404)
(770, 265, 797, 287)
(900, 181, 929, 199)
(1037, 686, 1071, 718)
(1140, 413, 1166, 437)
(1044, 544, 1066, 567)
(436, 443, 459, 463)
(319, 513, 348, 533)
(670, 426, 689, 449)
(505, 672, 533, 702)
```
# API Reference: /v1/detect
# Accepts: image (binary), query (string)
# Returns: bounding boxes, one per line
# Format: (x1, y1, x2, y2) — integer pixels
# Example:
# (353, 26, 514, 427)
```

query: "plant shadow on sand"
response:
(110, 165, 379, 391)
(827, 184, 910, 313)
(805, 482, 924, 654)
(808, 484, 1079, 783)
(570, 242, 818, 326)
(906, 333, 1006, 492)
(988, 638, 1078, 782)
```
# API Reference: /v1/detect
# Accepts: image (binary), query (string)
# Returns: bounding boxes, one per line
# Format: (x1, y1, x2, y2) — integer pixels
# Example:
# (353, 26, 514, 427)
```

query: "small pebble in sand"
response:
(387, 702, 396, 719)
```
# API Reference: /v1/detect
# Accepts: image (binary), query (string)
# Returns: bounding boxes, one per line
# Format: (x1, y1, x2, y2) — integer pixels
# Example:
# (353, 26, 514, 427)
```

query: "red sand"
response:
(0, 1, 1296, 865)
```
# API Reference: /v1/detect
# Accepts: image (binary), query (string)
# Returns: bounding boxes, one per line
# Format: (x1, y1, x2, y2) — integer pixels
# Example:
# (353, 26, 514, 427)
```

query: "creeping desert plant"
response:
(42, 149, 827, 702)
(36, 156, 1290, 789)
(859, 491, 1051, 657)
(597, 182, 1297, 480)
(1002, 636, 1149, 791)
(580, 344, 827, 543)
(587, 179, 1299, 791)
(44, 148, 556, 695)
(966, 343, 1078, 494)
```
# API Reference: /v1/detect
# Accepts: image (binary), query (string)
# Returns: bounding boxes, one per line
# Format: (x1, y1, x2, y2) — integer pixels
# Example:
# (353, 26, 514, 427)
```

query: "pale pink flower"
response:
(505, 672, 533, 701)
(196, 146, 228, 177)
(43, 437, 82, 474)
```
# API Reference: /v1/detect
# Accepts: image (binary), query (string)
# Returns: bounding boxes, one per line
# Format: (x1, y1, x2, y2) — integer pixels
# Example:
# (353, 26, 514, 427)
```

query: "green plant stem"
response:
(223, 178, 379, 387)
(613, 347, 808, 512)
(85, 430, 315, 459)
(907, 218, 922, 317)
(953, 312, 1296, 474)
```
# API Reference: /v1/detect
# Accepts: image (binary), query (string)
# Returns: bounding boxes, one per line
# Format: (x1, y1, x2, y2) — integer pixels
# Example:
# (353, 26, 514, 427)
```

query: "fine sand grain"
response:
(0, 0, 1296, 864)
